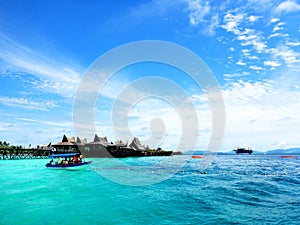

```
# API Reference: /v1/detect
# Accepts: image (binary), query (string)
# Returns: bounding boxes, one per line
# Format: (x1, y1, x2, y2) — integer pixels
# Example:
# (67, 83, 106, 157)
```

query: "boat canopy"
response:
(48, 153, 80, 158)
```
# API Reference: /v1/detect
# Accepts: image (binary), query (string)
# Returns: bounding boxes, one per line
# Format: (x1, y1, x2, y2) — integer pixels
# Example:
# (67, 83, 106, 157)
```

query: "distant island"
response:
(186, 148, 300, 155)
(262, 148, 300, 155)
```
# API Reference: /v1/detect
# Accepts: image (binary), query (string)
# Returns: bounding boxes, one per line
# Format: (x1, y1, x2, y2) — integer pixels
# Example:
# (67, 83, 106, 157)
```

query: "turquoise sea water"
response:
(1, 155, 299, 225)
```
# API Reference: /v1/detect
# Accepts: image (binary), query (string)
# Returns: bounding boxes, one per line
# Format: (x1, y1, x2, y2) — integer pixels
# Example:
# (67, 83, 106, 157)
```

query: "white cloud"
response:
(222, 14, 267, 53)
(221, 13, 245, 34)
(184, 0, 221, 36)
(102, 95, 203, 151)
(287, 41, 300, 46)
(16, 117, 71, 128)
(0, 33, 82, 97)
(271, 21, 286, 33)
(0, 114, 74, 146)
(270, 18, 280, 23)
(241, 39, 267, 52)
(273, 26, 283, 32)
(264, 60, 281, 67)
(246, 0, 275, 12)
(0, 97, 58, 111)
(249, 65, 263, 70)
(267, 45, 300, 64)
(275, 0, 300, 14)
(238, 34, 257, 41)
(206, 13, 219, 35)
(247, 55, 259, 60)
(237, 60, 246, 66)
(220, 8, 299, 72)
(94, 75, 300, 151)
(221, 79, 300, 150)
(248, 15, 261, 22)
(241, 49, 250, 55)
(223, 71, 249, 78)
(268, 32, 289, 39)
(7, 76, 300, 151)
(186, 0, 211, 26)
(179, 77, 300, 151)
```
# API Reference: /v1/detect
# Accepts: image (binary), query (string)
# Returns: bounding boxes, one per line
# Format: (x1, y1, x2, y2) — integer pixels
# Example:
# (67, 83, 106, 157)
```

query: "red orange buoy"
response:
(280, 155, 296, 159)
(192, 155, 204, 158)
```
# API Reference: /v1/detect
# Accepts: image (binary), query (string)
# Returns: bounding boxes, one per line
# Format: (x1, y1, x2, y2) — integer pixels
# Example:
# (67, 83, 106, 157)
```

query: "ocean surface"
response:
(1, 155, 299, 225)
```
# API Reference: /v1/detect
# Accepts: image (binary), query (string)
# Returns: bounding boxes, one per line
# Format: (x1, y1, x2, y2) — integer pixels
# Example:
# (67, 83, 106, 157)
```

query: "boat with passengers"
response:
(46, 153, 92, 169)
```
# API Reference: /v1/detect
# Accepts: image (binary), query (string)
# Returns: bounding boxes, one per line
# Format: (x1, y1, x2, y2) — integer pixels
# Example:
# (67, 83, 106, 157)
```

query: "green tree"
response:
(3, 141, 9, 148)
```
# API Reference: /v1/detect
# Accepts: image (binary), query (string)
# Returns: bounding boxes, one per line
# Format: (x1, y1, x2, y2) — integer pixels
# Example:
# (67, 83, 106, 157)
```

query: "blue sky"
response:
(0, 0, 300, 151)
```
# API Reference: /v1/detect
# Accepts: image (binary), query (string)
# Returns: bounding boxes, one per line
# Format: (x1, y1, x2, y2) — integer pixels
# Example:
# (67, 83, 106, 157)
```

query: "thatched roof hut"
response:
(52, 134, 79, 153)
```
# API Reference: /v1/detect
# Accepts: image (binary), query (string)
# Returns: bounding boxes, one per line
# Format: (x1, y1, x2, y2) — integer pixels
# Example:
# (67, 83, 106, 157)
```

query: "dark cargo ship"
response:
(233, 147, 253, 154)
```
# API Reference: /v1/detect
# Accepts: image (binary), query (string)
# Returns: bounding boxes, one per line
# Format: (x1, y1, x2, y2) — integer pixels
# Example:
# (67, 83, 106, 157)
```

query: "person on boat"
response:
(64, 157, 69, 165)
(73, 155, 78, 163)
(58, 157, 63, 164)
(79, 155, 83, 163)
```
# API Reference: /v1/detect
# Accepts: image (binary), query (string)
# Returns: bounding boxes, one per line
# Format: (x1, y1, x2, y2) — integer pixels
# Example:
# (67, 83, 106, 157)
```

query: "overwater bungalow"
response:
(51, 134, 173, 158)
(52, 135, 80, 154)
(80, 135, 112, 157)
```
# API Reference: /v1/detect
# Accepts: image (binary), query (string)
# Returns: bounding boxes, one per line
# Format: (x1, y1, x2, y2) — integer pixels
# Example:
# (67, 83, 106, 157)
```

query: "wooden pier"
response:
(0, 148, 50, 160)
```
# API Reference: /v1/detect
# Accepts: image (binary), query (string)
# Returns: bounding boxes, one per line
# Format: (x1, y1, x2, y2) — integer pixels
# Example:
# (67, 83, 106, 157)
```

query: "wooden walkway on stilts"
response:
(0, 148, 51, 160)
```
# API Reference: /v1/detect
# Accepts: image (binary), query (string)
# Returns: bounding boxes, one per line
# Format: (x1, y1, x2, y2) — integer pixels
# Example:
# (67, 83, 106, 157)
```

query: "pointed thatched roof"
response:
(76, 137, 82, 144)
(87, 134, 110, 146)
(62, 135, 69, 143)
(53, 134, 76, 146)
(94, 134, 100, 142)
(61, 134, 75, 143)
(129, 137, 148, 151)
(69, 137, 75, 142)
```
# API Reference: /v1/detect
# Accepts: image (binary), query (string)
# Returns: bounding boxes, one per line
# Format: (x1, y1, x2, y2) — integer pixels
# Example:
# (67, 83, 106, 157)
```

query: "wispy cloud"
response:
(246, 0, 275, 12)
(219, 78, 300, 150)
(222, 12, 267, 54)
(184, 0, 221, 36)
(0, 115, 74, 146)
(275, 0, 300, 14)
(248, 15, 261, 22)
(287, 41, 300, 46)
(249, 65, 263, 70)
(221, 13, 245, 34)
(0, 97, 58, 111)
(264, 60, 281, 67)
(125, 77, 300, 151)
(92, 70, 300, 151)
(237, 60, 246, 66)
(223, 71, 249, 78)
(268, 21, 288, 39)
(207, 13, 220, 35)
(270, 18, 280, 23)
(16, 117, 71, 127)
(185, 0, 210, 26)
(0, 33, 82, 97)
(219, 6, 300, 74)
(273, 22, 285, 32)
(267, 45, 300, 65)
